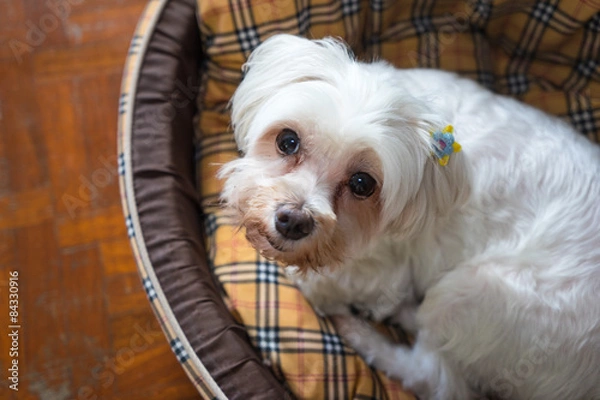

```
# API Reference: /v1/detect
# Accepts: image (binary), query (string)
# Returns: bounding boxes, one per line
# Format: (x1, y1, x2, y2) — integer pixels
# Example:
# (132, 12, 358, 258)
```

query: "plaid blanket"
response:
(195, 1, 599, 399)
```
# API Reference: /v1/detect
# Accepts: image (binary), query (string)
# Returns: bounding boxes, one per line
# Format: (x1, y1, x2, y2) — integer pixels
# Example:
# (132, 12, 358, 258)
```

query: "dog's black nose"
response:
(275, 205, 314, 240)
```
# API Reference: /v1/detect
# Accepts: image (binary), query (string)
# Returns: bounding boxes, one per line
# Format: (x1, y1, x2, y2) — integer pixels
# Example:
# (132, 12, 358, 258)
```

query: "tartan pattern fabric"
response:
(201, 214, 412, 399)
(195, 1, 599, 399)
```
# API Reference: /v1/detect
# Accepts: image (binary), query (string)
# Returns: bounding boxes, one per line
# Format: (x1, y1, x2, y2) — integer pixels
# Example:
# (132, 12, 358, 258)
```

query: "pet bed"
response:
(118, 0, 599, 398)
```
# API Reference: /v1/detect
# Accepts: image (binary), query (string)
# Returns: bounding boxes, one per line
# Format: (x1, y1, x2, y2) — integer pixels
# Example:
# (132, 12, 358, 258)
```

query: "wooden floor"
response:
(0, 1, 199, 399)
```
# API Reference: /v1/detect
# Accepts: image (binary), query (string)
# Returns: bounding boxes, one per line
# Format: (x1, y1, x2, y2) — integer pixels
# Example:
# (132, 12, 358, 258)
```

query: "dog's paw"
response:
(349, 303, 374, 320)
(349, 302, 399, 323)
(314, 302, 353, 317)
(330, 314, 371, 341)
(389, 305, 419, 335)
(330, 315, 390, 365)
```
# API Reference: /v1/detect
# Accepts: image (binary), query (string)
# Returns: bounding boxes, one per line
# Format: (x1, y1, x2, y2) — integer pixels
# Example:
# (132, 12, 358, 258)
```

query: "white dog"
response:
(219, 34, 600, 400)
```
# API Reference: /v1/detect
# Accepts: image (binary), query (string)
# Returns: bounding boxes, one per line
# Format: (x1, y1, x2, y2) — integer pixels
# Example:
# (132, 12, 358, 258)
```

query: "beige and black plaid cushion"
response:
(195, 1, 599, 398)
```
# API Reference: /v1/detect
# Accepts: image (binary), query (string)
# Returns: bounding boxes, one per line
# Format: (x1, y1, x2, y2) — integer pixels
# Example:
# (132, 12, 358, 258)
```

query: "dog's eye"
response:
(348, 172, 376, 199)
(276, 129, 300, 155)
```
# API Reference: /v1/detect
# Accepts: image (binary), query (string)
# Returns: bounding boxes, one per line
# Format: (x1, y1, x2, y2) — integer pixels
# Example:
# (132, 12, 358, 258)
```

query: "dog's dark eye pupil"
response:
(276, 129, 300, 155)
(349, 172, 376, 198)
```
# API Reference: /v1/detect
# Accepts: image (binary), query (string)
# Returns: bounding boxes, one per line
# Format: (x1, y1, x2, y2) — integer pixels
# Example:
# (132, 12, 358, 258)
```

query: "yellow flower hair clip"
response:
(431, 125, 462, 166)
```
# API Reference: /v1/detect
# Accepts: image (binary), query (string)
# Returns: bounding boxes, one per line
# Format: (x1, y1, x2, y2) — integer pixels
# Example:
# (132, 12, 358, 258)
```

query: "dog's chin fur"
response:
(219, 34, 600, 400)
(239, 194, 345, 269)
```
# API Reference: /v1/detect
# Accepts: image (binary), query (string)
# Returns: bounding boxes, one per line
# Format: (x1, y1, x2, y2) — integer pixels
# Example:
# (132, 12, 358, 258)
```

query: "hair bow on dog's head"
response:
(431, 125, 461, 166)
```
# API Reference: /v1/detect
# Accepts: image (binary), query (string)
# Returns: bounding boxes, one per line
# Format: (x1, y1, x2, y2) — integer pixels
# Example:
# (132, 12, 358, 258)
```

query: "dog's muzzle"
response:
(274, 204, 314, 240)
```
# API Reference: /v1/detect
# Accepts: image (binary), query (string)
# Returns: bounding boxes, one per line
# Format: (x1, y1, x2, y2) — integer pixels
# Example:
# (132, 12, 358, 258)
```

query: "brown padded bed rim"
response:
(121, 0, 290, 397)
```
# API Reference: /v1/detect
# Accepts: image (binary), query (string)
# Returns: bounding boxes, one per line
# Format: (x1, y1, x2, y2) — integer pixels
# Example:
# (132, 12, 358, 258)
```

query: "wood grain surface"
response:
(0, 1, 200, 398)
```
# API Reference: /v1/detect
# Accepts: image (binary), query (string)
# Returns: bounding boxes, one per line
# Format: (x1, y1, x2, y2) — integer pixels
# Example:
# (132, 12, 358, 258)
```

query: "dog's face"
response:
(221, 83, 386, 268)
(219, 35, 467, 270)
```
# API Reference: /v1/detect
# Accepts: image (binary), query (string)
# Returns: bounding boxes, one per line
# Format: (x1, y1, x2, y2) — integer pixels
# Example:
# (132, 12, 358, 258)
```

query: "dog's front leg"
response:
(389, 301, 420, 335)
(332, 314, 471, 400)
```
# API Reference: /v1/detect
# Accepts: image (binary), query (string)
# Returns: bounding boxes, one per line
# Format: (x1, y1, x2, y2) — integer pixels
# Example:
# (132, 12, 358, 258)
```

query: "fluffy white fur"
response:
(219, 34, 600, 400)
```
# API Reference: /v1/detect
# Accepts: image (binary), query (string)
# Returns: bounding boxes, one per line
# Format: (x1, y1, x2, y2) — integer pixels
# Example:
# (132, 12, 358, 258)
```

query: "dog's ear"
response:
(230, 34, 354, 153)
(383, 130, 470, 238)
(421, 151, 470, 218)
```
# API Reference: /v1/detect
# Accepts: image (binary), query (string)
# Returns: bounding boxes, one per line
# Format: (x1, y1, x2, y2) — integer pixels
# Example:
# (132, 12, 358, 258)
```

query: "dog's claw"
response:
(349, 303, 374, 320)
